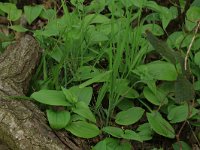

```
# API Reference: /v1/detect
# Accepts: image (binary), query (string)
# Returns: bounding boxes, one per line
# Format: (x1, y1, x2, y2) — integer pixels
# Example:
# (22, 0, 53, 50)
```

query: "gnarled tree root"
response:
(0, 35, 88, 150)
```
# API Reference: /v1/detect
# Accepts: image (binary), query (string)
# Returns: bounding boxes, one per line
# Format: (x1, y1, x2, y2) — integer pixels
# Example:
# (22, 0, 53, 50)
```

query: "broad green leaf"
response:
(167, 32, 184, 49)
(85, 0, 106, 13)
(74, 66, 101, 81)
(31, 90, 70, 106)
(192, 0, 200, 7)
(49, 45, 64, 63)
(115, 79, 139, 99)
(142, 24, 164, 36)
(93, 138, 120, 150)
(79, 70, 112, 88)
(114, 142, 132, 150)
(72, 101, 96, 123)
(175, 75, 195, 103)
(172, 141, 192, 150)
(167, 104, 188, 123)
(147, 111, 175, 138)
(71, 114, 86, 122)
(24, 5, 43, 24)
(194, 51, 200, 66)
(65, 121, 100, 138)
(93, 138, 131, 150)
(0, 2, 22, 21)
(137, 123, 153, 141)
(194, 80, 200, 91)
(122, 130, 143, 142)
(9, 25, 28, 32)
(115, 107, 144, 125)
(102, 126, 124, 138)
(62, 87, 77, 104)
(186, 6, 200, 31)
(47, 109, 70, 130)
(160, 7, 176, 29)
(134, 61, 177, 81)
(83, 14, 110, 25)
(62, 86, 93, 105)
(102, 127, 142, 142)
(146, 30, 177, 64)
(117, 99, 134, 111)
(143, 87, 168, 106)
(132, 0, 147, 7)
(40, 9, 56, 20)
(69, 86, 93, 105)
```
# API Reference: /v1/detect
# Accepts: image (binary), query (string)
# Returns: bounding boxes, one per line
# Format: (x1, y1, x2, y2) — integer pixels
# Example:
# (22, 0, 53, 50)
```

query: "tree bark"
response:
(0, 35, 88, 150)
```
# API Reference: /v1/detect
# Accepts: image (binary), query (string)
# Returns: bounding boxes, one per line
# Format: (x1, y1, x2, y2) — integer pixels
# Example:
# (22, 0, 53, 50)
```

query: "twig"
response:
(184, 21, 200, 70)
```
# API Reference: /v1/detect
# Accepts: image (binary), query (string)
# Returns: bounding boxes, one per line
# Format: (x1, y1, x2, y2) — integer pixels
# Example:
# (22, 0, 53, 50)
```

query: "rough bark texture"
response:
(0, 35, 87, 150)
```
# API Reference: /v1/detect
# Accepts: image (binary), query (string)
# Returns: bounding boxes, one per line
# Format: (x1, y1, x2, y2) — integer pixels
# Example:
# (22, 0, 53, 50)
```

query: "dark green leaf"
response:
(146, 30, 177, 64)
(172, 141, 192, 150)
(175, 75, 195, 103)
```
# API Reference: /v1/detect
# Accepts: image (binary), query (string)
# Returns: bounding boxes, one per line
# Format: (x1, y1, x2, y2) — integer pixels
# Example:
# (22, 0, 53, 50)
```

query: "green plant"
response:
(1, 0, 200, 149)
(31, 86, 100, 138)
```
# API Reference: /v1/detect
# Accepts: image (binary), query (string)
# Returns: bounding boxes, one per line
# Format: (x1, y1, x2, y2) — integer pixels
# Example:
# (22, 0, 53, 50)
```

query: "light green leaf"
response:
(134, 61, 177, 81)
(62, 87, 77, 104)
(167, 104, 188, 123)
(40, 8, 56, 20)
(69, 86, 93, 105)
(31, 90, 70, 106)
(102, 126, 124, 138)
(115, 79, 139, 99)
(142, 24, 164, 36)
(93, 138, 131, 150)
(143, 87, 168, 106)
(72, 101, 96, 123)
(79, 70, 112, 88)
(24, 5, 43, 24)
(47, 109, 70, 130)
(102, 126, 142, 142)
(9, 25, 28, 32)
(0, 2, 22, 21)
(147, 111, 175, 138)
(65, 121, 100, 138)
(186, 6, 200, 31)
(93, 138, 119, 150)
(115, 107, 144, 125)
(74, 66, 101, 81)
(83, 14, 110, 25)
(122, 130, 143, 142)
(160, 7, 176, 29)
